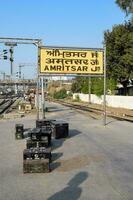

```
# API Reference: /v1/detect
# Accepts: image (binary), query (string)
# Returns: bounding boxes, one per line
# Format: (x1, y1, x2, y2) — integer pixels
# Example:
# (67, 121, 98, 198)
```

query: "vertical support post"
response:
(41, 76, 45, 119)
(14, 72, 17, 96)
(36, 43, 40, 120)
(60, 76, 62, 87)
(88, 75, 91, 103)
(3, 72, 5, 80)
(9, 47, 14, 78)
(44, 79, 46, 117)
(15, 83, 17, 95)
(36, 77, 39, 120)
(22, 73, 25, 92)
(103, 46, 107, 126)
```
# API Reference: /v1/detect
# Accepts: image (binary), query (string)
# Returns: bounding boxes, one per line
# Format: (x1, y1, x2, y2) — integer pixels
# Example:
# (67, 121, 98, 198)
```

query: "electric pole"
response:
(9, 47, 14, 76)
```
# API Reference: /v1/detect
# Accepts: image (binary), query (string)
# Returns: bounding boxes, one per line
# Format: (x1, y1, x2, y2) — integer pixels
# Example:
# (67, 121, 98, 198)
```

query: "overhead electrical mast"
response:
(5, 42, 17, 78)
(0, 37, 42, 120)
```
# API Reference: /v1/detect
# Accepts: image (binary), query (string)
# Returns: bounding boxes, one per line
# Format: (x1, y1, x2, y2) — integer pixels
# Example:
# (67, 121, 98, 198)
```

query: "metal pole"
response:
(36, 77, 39, 120)
(15, 83, 17, 95)
(60, 76, 62, 87)
(2, 72, 6, 80)
(22, 73, 25, 91)
(88, 76, 91, 103)
(9, 47, 14, 77)
(36, 43, 40, 120)
(11, 58, 13, 76)
(41, 77, 45, 119)
(103, 46, 107, 126)
(44, 79, 46, 117)
(36, 40, 43, 120)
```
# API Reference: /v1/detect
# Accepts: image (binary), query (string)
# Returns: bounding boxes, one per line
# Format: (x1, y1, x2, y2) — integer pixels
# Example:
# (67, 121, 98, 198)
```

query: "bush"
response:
(71, 77, 117, 97)
(67, 91, 73, 97)
(53, 88, 67, 99)
(74, 94, 80, 102)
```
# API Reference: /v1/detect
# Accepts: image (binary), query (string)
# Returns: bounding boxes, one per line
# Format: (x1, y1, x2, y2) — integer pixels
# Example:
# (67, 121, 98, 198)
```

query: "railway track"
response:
(0, 97, 17, 114)
(52, 99, 133, 122)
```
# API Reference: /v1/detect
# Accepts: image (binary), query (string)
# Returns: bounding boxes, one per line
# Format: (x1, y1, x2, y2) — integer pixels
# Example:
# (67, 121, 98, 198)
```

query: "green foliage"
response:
(91, 78, 116, 96)
(71, 77, 83, 93)
(71, 77, 89, 94)
(53, 88, 67, 99)
(104, 20, 133, 86)
(71, 77, 117, 96)
(115, 0, 133, 15)
(74, 94, 80, 102)
(107, 78, 117, 94)
(91, 78, 104, 97)
(67, 91, 73, 97)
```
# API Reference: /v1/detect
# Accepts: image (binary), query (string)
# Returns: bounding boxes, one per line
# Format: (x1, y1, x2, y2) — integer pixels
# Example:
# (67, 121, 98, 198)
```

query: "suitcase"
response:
(26, 139, 49, 149)
(15, 124, 24, 139)
(51, 121, 69, 139)
(28, 128, 52, 145)
(36, 119, 56, 128)
(23, 147, 52, 162)
(28, 128, 41, 140)
(40, 128, 52, 146)
(15, 124, 24, 133)
(15, 132, 24, 139)
(23, 159, 50, 173)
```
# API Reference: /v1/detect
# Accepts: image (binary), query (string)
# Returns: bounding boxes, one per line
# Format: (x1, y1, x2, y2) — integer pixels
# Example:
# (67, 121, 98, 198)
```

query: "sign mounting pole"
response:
(41, 76, 45, 119)
(36, 40, 43, 120)
(88, 75, 91, 103)
(103, 45, 107, 126)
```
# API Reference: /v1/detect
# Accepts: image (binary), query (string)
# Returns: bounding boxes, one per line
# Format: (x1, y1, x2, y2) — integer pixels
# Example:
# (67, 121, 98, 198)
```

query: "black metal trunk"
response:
(36, 119, 56, 128)
(15, 124, 24, 139)
(26, 139, 49, 149)
(23, 147, 52, 161)
(51, 121, 69, 139)
(23, 159, 50, 173)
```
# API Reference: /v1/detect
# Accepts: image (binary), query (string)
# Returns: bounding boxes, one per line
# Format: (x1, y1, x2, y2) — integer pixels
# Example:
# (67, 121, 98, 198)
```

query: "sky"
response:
(0, 0, 128, 79)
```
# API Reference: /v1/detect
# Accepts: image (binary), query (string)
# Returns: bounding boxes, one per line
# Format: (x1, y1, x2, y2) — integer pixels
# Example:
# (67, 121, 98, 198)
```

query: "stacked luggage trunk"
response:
(23, 120, 53, 173)
(15, 119, 69, 173)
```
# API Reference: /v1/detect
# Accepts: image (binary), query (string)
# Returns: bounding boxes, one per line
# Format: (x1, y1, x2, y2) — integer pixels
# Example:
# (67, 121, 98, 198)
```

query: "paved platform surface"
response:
(0, 102, 133, 200)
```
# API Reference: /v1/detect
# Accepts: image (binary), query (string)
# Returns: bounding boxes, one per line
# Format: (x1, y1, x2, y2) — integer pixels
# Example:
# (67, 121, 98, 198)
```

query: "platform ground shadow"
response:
(48, 171, 88, 200)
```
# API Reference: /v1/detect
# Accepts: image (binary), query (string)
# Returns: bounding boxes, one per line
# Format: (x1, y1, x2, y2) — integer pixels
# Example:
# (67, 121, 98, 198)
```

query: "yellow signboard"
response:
(39, 47, 104, 74)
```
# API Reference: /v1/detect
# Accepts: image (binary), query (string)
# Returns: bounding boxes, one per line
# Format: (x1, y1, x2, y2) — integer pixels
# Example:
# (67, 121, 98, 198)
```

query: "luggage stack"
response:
(15, 118, 69, 173)
(36, 119, 69, 139)
(23, 121, 53, 173)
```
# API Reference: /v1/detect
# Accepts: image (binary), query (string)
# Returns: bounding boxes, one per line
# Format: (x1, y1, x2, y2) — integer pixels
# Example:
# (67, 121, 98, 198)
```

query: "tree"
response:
(115, 0, 133, 15)
(53, 88, 67, 99)
(104, 20, 133, 94)
(71, 77, 88, 93)
(71, 77, 117, 96)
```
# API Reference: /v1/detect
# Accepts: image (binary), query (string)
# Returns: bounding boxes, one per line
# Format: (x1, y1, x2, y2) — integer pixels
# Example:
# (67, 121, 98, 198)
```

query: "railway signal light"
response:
(9, 48, 13, 61)
(9, 48, 13, 54)
(10, 57, 14, 62)
(0, 49, 8, 60)
(3, 49, 8, 54)
(3, 56, 8, 60)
